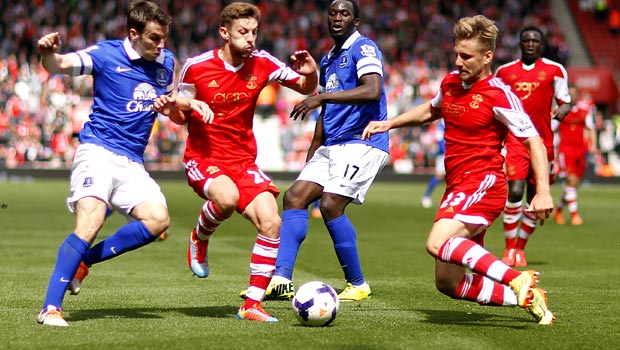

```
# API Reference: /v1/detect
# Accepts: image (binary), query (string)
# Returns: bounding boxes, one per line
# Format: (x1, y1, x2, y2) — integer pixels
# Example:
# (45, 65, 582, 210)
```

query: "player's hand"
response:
(551, 103, 570, 121)
(153, 94, 178, 116)
(362, 121, 391, 140)
(525, 193, 554, 226)
(189, 99, 214, 124)
(290, 95, 321, 121)
(290, 50, 317, 76)
(37, 32, 62, 55)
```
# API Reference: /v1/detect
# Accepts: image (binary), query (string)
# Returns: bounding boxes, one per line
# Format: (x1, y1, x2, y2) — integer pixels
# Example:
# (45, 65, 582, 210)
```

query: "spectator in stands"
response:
(0, 0, 570, 172)
(609, 7, 620, 34)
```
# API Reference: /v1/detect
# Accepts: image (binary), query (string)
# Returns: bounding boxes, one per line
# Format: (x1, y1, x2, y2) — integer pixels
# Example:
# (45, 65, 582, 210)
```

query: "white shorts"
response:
(297, 144, 388, 205)
(67, 143, 167, 217)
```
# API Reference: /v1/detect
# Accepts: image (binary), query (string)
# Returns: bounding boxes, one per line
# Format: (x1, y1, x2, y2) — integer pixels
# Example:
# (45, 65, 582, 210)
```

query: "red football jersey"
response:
(431, 72, 539, 186)
(178, 49, 301, 167)
(495, 58, 570, 158)
(558, 103, 594, 152)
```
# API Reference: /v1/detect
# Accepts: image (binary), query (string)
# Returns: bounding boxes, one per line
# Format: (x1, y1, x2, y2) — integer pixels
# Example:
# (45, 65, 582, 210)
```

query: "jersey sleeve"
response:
(430, 89, 443, 108)
(585, 111, 595, 130)
(430, 75, 450, 108)
(491, 78, 538, 138)
(553, 65, 571, 104)
(177, 63, 197, 99)
(494, 107, 539, 138)
(66, 44, 100, 76)
(256, 50, 302, 85)
(353, 40, 383, 79)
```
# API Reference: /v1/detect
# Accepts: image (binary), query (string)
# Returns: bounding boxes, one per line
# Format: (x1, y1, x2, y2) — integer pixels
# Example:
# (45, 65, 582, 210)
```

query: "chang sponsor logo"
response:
(325, 73, 339, 91)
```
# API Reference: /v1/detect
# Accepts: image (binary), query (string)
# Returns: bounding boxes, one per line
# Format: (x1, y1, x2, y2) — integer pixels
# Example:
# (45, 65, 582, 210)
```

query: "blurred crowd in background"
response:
(1, 0, 618, 176)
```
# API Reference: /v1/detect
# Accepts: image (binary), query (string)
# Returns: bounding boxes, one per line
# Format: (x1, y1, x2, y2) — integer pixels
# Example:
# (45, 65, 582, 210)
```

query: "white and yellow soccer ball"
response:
(291, 281, 339, 327)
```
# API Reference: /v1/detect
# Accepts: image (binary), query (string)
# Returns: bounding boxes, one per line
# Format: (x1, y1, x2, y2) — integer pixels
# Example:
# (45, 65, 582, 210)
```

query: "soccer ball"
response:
(291, 281, 339, 327)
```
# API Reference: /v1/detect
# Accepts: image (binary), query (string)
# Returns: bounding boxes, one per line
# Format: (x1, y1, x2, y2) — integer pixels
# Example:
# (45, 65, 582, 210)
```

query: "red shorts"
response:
(504, 140, 555, 184)
(557, 147, 587, 178)
(184, 158, 280, 213)
(435, 172, 507, 245)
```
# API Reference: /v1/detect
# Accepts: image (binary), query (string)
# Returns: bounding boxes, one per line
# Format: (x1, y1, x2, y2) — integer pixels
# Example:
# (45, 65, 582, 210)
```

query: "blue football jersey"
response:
(66, 39, 174, 163)
(319, 31, 389, 153)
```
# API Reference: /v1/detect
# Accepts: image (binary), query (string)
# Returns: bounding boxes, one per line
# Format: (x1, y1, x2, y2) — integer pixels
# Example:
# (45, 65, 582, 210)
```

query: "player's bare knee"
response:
(212, 195, 238, 216)
(317, 197, 346, 220)
(282, 189, 306, 209)
(425, 240, 441, 258)
(259, 216, 281, 239)
(144, 207, 170, 235)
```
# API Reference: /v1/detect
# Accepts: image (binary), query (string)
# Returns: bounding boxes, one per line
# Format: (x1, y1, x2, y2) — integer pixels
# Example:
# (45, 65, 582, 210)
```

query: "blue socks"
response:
(274, 209, 309, 280)
(43, 233, 90, 309)
(326, 214, 364, 286)
(83, 221, 156, 266)
(424, 176, 440, 198)
(274, 210, 365, 286)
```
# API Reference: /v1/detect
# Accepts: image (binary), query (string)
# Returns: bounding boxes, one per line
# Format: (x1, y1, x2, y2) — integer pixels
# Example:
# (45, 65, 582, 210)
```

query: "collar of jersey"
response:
(328, 31, 360, 58)
(123, 38, 165, 64)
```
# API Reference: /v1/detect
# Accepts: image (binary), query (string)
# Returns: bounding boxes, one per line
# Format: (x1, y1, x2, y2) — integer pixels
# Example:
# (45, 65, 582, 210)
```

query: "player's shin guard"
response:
(196, 200, 226, 240)
(273, 209, 308, 280)
(326, 214, 364, 286)
(82, 221, 157, 265)
(564, 186, 578, 215)
(43, 233, 90, 309)
(515, 208, 537, 250)
(456, 273, 517, 306)
(244, 234, 279, 307)
(438, 237, 521, 285)
(503, 201, 522, 249)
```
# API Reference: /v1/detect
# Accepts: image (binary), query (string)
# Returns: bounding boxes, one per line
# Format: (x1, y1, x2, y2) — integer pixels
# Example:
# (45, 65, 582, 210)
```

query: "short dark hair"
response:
(519, 26, 544, 40)
(127, 0, 172, 34)
(331, 0, 360, 19)
(221, 2, 261, 28)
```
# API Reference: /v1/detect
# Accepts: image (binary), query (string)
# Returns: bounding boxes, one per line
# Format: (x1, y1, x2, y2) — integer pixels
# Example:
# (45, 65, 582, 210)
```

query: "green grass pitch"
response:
(1, 178, 619, 349)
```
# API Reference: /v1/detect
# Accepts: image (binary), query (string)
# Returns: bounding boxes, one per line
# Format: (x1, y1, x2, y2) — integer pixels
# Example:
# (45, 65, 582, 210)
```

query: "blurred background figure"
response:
(421, 119, 444, 209)
(553, 85, 598, 225)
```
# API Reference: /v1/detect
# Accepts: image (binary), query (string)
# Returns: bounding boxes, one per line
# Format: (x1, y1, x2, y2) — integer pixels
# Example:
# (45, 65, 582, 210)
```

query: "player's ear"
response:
(129, 28, 139, 43)
(219, 27, 229, 41)
(483, 50, 494, 65)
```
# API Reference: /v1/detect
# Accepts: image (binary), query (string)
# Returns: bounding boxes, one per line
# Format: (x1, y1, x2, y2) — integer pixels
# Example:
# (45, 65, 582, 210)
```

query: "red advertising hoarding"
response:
(567, 67, 619, 109)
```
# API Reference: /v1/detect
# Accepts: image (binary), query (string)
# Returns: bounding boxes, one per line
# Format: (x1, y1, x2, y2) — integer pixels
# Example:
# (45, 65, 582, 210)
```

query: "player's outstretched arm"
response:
(37, 32, 75, 75)
(362, 102, 440, 140)
(289, 73, 383, 121)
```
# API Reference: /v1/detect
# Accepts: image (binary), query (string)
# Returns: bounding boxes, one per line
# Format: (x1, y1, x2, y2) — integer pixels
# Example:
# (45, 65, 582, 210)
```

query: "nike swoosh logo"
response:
(116, 66, 132, 73)
(60, 277, 70, 283)
(111, 247, 117, 255)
